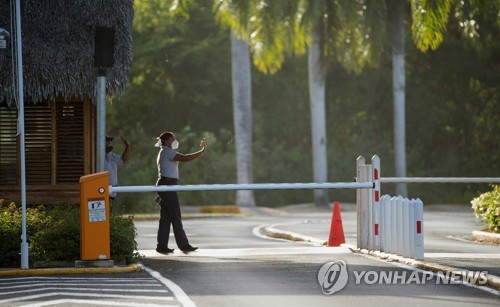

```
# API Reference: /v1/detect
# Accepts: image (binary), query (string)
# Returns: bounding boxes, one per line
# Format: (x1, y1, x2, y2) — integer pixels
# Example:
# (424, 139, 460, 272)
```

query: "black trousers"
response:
(156, 177, 190, 249)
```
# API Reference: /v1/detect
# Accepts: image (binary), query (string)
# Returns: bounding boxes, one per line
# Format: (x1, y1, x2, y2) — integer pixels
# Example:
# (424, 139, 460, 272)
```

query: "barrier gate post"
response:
(78, 171, 112, 265)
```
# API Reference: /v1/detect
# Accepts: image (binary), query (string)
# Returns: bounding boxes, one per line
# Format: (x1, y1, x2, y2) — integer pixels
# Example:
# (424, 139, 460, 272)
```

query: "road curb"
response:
(264, 226, 326, 246)
(472, 230, 500, 245)
(0, 263, 142, 276)
(351, 248, 500, 291)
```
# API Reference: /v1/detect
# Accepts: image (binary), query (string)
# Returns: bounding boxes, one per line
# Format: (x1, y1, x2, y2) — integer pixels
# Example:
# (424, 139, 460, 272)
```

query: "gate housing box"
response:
(79, 171, 110, 260)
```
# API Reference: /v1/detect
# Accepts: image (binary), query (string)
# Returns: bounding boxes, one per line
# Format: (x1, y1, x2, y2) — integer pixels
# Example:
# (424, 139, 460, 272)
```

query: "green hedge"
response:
(0, 199, 141, 267)
(471, 185, 500, 233)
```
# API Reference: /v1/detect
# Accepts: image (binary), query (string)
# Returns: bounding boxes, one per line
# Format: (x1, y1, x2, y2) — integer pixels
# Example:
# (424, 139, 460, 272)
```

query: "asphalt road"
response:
(135, 208, 500, 307)
(0, 205, 498, 306)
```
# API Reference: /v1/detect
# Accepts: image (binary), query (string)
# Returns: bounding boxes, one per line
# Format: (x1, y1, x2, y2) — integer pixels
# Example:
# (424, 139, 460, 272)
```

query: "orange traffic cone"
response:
(328, 202, 345, 246)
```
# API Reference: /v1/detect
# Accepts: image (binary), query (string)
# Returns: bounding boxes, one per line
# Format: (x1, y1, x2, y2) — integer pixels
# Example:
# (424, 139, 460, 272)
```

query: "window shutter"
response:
(56, 102, 84, 183)
(25, 104, 53, 185)
(0, 106, 18, 185)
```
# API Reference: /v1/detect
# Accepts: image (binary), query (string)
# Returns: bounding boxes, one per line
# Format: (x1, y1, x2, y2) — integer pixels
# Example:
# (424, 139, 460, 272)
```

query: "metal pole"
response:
(380, 177, 500, 183)
(96, 69, 106, 172)
(110, 182, 374, 193)
(15, 0, 29, 270)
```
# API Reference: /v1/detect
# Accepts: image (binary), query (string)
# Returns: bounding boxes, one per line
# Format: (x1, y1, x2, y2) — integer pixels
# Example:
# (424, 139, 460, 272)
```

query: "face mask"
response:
(171, 139, 179, 149)
(106, 145, 113, 153)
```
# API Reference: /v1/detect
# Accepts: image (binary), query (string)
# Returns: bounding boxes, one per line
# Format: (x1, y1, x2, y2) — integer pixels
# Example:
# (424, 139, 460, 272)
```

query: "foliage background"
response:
(108, 1, 499, 213)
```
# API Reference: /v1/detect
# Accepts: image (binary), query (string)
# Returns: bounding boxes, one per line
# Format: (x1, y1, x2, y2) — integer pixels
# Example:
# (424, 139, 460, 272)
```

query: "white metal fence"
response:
(356, 154, 499, 260)
(380, 195, 424, 259)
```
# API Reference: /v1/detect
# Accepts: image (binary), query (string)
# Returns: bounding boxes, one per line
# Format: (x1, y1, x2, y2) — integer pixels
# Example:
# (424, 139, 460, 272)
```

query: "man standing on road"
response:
(154, 131, 207, 254)
(105, 135, 131, 201)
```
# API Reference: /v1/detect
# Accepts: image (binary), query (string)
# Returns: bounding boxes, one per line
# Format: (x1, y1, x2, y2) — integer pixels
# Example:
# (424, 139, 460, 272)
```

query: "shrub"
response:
(0, 200, 141, 267)
(110, 214, 142, 263)
(471, 185, 500, 233)
(0, 201, 22, 267)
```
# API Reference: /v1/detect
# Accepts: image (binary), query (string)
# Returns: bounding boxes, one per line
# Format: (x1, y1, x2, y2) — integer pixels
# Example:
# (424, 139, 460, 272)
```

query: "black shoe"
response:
(156, 247, 174, 254)
(180, 245, 198, 252)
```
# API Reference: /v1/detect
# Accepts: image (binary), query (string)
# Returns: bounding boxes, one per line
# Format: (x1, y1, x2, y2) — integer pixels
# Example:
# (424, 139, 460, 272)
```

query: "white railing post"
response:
(390, 196, 397, 254)
(402, 198, 410, 257)
(367, 165, 374, 250)
(414, 198, 424, 260)
(409, 198, 416, 259)
(396, 196, 404, 255)
(356, 156, 371, 249)
(381, 195, 391, 252)
(371, 155, 381, 251)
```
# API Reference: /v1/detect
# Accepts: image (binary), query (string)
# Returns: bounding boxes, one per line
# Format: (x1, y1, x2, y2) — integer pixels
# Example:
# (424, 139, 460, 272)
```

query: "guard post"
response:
(77, 171, 113, 267)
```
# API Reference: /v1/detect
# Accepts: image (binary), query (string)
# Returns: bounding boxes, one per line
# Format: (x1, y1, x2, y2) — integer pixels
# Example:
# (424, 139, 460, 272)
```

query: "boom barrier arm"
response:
(110, 182, 375, 193)
(381, 177, 500, 183)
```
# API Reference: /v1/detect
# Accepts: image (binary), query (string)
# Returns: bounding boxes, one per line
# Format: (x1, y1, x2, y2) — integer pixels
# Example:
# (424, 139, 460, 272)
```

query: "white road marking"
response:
(139, 234, 197, 237)
(424, 253, 500, 259)
(140, 246, 351, 258)
(139, 263, 197, 307)
(0, 282, 161, 290)
(0, 277, 155, 281)
(21, 299, 175, 307)
(0, 292, 175, 304)
(0, 287, 169, 296)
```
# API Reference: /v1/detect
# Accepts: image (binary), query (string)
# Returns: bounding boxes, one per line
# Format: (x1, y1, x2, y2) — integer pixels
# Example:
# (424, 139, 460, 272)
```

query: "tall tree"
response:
(214, 2, 257, 207)
(390, 0, 454, 196)
(230, 29, 255, 207)
(308, 24, 329, 206)
(391, 0, 408, 197)
(215, 0, 385, 207)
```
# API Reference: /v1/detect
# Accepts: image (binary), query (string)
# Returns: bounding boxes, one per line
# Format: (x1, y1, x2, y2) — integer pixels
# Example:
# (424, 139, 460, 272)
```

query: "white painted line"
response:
(21, 299, 174, 307)
(0, 292, 175, 304)
(140, 246, 351, 258)
(138, 233, 197, 237)
(0, 287, 169, 296)
(0, 279, 158, 285)
(0, 282, 161, 290)
(424, 253, 500, 259)
(0, 277, 155, 281)
(139, 263, 197, 307)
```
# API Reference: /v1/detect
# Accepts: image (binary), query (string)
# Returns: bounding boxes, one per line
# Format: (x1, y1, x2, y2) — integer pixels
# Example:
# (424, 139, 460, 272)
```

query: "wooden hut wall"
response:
(0, 100, 95, 204)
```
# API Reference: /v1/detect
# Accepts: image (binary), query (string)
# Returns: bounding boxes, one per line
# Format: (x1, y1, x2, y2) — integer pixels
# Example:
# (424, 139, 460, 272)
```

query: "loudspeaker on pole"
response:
(94, 27, 115, 68)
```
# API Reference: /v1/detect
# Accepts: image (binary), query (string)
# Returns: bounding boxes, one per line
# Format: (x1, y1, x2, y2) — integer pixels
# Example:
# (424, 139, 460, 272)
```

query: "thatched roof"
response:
(0, 0, 134, 106)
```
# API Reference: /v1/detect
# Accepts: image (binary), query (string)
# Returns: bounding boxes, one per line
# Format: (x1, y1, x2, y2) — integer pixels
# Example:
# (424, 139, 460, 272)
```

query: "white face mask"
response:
(171, 139, 179, 149)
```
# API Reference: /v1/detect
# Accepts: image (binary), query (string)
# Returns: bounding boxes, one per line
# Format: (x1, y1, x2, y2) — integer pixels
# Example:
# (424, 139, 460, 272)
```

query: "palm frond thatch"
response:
(0, 0, 134, 106)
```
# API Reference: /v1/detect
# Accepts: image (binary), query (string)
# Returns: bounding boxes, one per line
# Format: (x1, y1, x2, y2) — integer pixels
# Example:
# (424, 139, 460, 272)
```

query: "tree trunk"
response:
(308, 28, 329, 208)
(392, 0, 408, 197)
(230, 29, 255, 207)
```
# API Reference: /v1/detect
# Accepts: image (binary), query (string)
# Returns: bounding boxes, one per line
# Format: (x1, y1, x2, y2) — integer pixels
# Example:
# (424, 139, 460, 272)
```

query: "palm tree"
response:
(391, 0, 408, 197)
(391, 0, 454, 196)
(230, 29, 255, 207)
(214, 0, 467, 207)
(215, 0, 385, 207)
(214, 1, 257, 207)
